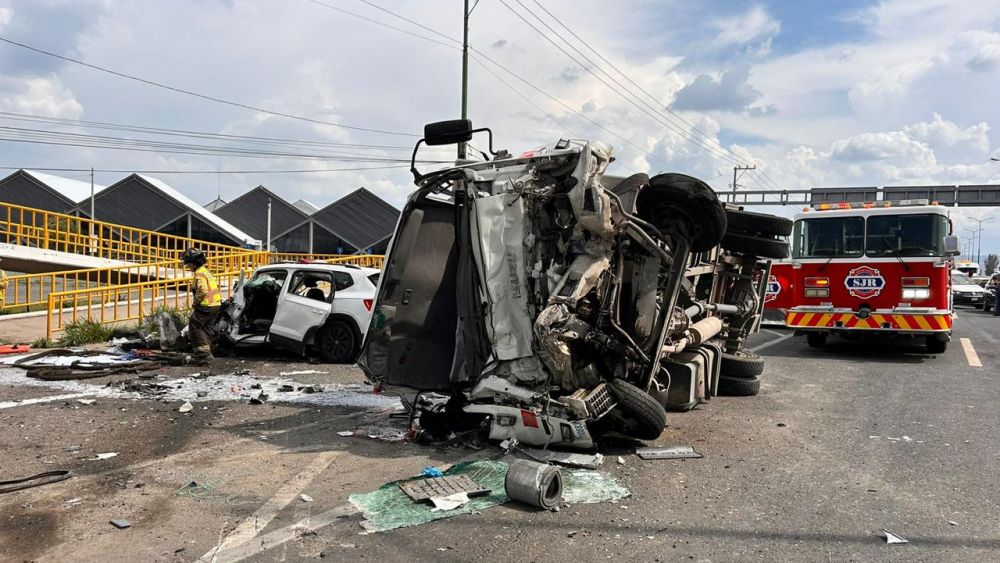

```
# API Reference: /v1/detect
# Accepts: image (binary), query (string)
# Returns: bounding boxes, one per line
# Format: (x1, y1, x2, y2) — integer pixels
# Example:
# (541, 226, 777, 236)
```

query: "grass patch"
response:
(57, 319, 115, 347)
(31, 337, 54, 349)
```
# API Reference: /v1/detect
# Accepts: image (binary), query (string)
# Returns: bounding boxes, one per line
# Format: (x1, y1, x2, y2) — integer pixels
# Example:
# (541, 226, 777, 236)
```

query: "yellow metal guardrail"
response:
(45, 251, 270, 337)
(41, 252, 384, 337)
(0, 200, 247, 264)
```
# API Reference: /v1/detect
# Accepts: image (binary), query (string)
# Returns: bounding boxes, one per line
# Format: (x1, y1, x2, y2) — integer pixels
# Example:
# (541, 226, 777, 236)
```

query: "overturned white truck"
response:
(359, 120, 791, 448)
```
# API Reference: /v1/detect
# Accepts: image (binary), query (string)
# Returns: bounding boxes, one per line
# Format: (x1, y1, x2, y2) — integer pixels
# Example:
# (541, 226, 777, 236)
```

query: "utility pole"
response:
(266, 197, 272, 252)
(967, 216, 994, 266)
(731, 165, 755, 194)
(458, 0, 470, 161)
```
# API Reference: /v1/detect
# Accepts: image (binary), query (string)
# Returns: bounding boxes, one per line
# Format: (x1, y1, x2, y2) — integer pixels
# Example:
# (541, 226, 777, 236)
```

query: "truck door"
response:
(269, 270, 334, 354)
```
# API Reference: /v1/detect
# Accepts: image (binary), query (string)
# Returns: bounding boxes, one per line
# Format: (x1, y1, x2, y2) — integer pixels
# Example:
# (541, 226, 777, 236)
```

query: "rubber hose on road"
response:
(505, 459, 562, 510)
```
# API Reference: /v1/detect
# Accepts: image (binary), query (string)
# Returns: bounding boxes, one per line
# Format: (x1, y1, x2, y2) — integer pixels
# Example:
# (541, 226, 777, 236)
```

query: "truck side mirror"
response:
(424, 119, 474, 146)
(943, 235, 960, 256)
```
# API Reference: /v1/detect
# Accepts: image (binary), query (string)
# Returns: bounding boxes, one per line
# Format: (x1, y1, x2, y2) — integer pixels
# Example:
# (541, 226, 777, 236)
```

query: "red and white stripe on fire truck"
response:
(785, 311, 952, 331)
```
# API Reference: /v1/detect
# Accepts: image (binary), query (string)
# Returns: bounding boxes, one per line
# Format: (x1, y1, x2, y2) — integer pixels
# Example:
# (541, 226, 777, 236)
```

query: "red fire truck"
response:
(784, 200, 960, 352)
(762, 260, 794, 325)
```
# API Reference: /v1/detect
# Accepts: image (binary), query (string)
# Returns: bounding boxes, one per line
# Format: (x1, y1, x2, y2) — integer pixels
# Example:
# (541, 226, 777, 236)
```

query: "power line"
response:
(309, 0, 670, 166)
(0, 164, 411, 174)
(0, 35, 418, 138)
(526, 0, 750, 166)
(500, 0, 744, 167)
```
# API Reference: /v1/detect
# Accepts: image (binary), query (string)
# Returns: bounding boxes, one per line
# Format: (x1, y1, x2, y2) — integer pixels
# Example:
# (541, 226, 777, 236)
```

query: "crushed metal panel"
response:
(471, 193, 535, 360)
(398, 476, 491, 502)
(635, 445, 703, 460)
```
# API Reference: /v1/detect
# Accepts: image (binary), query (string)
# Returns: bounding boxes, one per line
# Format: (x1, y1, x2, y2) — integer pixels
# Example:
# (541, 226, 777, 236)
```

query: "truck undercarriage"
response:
(359, 121, 791, 448)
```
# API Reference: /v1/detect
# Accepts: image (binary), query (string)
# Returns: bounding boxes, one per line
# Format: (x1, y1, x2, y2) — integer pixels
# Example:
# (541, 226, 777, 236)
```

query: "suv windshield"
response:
(952, 272, 975, 285)
(792, 217, 865, 258)
(866, 214, 948, 257)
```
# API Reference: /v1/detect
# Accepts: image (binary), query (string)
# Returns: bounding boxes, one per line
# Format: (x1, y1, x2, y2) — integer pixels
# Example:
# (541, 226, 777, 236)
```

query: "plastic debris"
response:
(278, 384, 295, 392)
(110, 519, 131, 529)
(519, 448, 604, 469)
(178, 402, 193, 413)
(298, 385, 324, 393)
(76, 399, 96, 405)
(882, 530, 909, 544)
(430, 492, 469, 512)
(423, 467, 444, 478)
(279, 370, 328, 376)
(635, 445, 703, 460)
(92, 453, 118, 460)
(249, 393, 268, 405)
(300, 494, 314, 503)
(337, 431, 355, 437)
(617, 456, 626, 465)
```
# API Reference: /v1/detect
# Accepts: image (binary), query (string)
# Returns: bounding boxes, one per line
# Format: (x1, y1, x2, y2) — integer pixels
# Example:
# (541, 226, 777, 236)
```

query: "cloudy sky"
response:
(1, 0, 999, 260)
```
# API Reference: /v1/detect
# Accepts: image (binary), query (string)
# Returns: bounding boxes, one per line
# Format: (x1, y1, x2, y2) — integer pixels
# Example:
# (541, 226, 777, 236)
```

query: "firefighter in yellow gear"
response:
(182, 248, 221, 364)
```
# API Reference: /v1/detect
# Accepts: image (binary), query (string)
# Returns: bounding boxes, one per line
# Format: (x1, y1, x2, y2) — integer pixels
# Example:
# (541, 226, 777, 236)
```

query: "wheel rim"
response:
(325, 325, 352, 359)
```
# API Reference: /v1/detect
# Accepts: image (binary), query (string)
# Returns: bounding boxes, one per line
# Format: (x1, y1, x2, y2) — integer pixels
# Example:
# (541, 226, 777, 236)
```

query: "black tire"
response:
(725, 209, 793, 237)
(720, 349, 764, 378)
(636, 173, 727, 253)
(717, 375, 761, 396)
(317, 320, 357, 363)
(925, 336, 947, 354)
(807, 332, 827, 348)
(606, 379, 668, 440)
(721, 232, 789, 259)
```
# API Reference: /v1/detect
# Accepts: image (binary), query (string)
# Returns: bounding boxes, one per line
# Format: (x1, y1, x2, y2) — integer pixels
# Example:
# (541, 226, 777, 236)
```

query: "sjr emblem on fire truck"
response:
(764, 275, 781, 304)
(844, 266, 885, 299)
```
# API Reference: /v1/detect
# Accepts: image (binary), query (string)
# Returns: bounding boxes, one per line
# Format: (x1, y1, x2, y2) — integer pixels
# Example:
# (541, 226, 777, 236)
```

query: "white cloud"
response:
(954, 29, 1000, 71)
(903, 113, 990, 152)
(0, 7, 12, 30)
(711, 6, 780, 51)
(0, 75, 83, 118)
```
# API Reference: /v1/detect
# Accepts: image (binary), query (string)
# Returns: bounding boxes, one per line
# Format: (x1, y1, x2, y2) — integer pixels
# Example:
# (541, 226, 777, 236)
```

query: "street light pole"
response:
(458, 0, 470, 161)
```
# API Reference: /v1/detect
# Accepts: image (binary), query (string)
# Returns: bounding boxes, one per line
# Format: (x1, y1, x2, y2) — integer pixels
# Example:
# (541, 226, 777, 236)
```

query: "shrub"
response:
(57, 320, 115, 347)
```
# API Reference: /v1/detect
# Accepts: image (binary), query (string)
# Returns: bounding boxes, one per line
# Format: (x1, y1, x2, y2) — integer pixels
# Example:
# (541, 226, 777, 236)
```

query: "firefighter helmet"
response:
(181, 248, 207, 268)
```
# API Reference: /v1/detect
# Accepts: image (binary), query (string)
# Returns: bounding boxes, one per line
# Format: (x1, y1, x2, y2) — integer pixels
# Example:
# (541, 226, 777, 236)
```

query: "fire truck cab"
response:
(785, 200, 960, 353)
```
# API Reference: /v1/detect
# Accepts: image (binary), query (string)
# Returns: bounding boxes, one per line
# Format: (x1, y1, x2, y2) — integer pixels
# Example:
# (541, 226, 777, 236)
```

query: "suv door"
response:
(268, 270, 334, 353)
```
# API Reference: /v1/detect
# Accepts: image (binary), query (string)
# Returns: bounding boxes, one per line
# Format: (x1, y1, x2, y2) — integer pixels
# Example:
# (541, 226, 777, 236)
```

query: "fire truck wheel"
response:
(606, 379, 668, 440)
(724, 209, 793, 237)
(807, 332, 827, 348)
(721, 232, 790, 259)
(638, 173, 727, 253)
(719, 349, 765, 378)
(717, 375, 761, 396)
(925, 336, 947, 354)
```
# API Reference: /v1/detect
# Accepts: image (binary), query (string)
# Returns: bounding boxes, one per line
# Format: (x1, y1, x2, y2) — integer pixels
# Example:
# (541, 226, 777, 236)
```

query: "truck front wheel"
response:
(806, 332, 827, 348)
(925, 335, 947, 354)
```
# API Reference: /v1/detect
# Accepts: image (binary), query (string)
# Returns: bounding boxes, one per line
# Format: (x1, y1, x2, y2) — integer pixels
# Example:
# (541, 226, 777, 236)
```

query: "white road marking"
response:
(205, 504, 359, 563)
(204, 451, 340, 560)
(750, 333, 794, 353)
(762, 329, 785, 337)
(960, 338, 982, 368)
(0, 392, 92, 409)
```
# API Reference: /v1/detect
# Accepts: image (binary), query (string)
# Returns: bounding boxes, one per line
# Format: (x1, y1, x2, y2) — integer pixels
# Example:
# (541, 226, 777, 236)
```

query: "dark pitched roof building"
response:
(0, 169, 107, 215)
(310, 188, 400, 253)
(214, 186, 306, 249)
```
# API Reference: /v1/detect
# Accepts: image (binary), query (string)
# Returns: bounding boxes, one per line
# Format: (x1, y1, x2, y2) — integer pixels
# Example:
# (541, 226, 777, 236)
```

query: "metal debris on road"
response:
(518, 448, 604, 469)
(505, 459, 562, 510)
(0, 470, 71, 494)
(110, 519, 132, 529)
(882, 529, 909, 544)
(279, 370, 328, 376)
(336, 431, 354, 437)
(76, 399, 96, 405)
(635, 445, 704, 460)
(178, 402, 193, 413)
(399, 475, 489, 502)
(249, 393, 268, 405)
(92, 452, 118, 460)
(300, 494, 314, 503)
(617, 456, 626, 465)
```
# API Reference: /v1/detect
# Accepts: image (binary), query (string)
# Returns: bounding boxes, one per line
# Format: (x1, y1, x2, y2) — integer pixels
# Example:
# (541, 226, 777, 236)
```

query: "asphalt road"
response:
(0, 310, 996, 562)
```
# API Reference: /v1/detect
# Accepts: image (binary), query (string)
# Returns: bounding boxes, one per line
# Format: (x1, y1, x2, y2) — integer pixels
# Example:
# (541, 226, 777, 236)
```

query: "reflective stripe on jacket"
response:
(194, 266, 222, 307)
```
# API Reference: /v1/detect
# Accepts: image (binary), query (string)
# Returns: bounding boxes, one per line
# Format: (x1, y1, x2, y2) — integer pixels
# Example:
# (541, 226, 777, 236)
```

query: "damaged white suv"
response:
(216, 263, 376, 362)
(359, 120, 789, 448)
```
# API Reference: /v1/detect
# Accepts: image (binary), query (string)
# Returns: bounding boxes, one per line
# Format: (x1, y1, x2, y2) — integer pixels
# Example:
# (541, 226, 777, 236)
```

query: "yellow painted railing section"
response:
(45, 252, 271, 337)
(0, 200, 248, 264)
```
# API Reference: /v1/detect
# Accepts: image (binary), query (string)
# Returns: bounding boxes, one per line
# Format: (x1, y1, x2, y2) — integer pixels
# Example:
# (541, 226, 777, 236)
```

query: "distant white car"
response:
(216, 263, 376, 362)
(951, 271, 986, 309)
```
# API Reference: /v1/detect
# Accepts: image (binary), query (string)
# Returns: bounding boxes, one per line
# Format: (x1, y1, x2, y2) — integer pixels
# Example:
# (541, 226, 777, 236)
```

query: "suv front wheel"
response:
(317, 320, 358, 363)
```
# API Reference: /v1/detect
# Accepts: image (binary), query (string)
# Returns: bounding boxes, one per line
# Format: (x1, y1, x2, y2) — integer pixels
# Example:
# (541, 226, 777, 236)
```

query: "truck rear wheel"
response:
(721, 232, 789, 259)
(718, 375, 761, 396)
(725, 209, 793, 237)
(637, 173, 727, 253)
(925, 335, 947, 354)
(806, 332, 827, 348)
(720, 349, 764, 378)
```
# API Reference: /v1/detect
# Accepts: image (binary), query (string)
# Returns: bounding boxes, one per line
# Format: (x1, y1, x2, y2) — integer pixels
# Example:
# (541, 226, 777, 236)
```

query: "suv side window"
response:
(333, 272, 354, 291)
(288, 271, 335, 303)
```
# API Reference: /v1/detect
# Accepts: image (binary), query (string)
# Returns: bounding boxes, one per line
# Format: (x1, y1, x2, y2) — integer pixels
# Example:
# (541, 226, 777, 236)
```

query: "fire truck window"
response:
(792, 217, 864, 258)
(866, 214, 947, 257)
